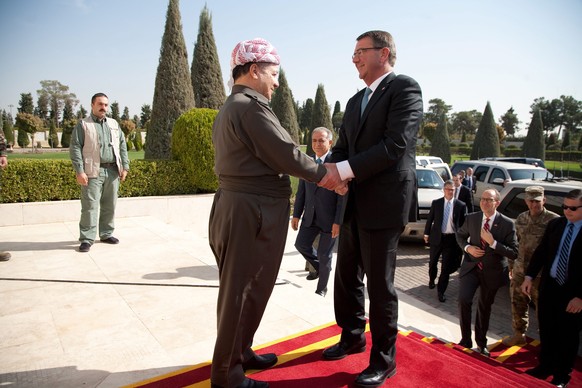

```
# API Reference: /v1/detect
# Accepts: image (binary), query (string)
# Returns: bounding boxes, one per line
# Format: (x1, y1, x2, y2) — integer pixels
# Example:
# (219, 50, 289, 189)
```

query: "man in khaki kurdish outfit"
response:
(503, 186, 558, 346)
(70, 93, 129, 253)
(209, 38, 334, 388)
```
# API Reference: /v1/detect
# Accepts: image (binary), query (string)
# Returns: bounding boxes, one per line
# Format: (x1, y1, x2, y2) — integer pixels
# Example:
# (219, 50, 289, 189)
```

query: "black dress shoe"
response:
(79, 242, 91, 252)
(477, 346, 490, 357)
(428, 280, 436, 289)
(355, 366, 396, 387)
(438, 293, 446, 302)
(315, 288, 327, 297)
(551, 374, 570, 387)
(242, 353, 277, 371)
(306, 271, 319, 280)
(100, 236, 119, 244)
(458, 339, 472, 348)
(526, 365, 552, 379)
(322, 340, 366, 360)
(237, 377, 269, 388)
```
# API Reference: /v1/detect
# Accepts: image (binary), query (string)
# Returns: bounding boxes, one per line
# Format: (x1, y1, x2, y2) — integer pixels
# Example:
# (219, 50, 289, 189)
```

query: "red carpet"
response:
(126, 323, 581, 388)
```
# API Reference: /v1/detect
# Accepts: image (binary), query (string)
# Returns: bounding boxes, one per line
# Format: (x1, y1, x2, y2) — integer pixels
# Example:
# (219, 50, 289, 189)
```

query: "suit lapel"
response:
(356, 73, 396, 138)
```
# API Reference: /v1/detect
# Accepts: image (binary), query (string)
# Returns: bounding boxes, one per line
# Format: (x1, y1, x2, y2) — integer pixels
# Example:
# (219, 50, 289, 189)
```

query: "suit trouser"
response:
(537, 278, 582, 376)
(334, 213, 402, 371)
(209, 189, 289, 387)
(458, 267, 499, 347)
(79, 166, 119, 243)
(295, 223, 335, 293)
(428, 234, 461, 295)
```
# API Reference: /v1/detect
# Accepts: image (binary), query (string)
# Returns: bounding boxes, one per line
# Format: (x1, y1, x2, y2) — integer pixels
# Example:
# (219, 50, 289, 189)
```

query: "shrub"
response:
(171, 108, 218, 192)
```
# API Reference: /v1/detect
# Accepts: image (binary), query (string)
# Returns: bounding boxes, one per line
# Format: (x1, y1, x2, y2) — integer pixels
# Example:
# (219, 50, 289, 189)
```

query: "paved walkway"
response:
(0, 194, 535, 387)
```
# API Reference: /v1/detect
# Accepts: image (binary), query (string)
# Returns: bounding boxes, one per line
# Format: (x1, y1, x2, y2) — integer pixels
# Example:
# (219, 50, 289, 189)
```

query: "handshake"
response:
(318, 162, 350, 196)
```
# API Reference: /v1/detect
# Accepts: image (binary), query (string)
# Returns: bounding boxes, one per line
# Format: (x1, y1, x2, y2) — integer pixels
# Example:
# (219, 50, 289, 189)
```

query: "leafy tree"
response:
(110, 102, 120, 120)
(499, 107, 519, 137)
(140, 104, 152, 129)
(62, 99, 75, 126)
(77, 105, 87, 119)
(271, 68, 300, 143)
(48, 120, 59, 148)
(430, 112, 451, 163)
(16, 112, 44, 150)
(422, 122, 437, 143)
(122, 106, 130, 121)
(2, 111, 15, 146)
(523, 108, 544, 159)
(132, 114, 140, 128)
(546, 132, 557, 148)
(470, 102, 500, 159)
(145, 0, 195, 160)
(190, 4, 225, 109)
(561, 129, 571, 150)
(424, 98, 452, 125)
(36, 93, 50, 123)
(36, 80, 78, 128)
(496, 124, 506, 143)
(308, 84, 333, 155)
(531, 95, 582, 138)
(450, 110, 481, 139)
(18, 93, 34, 114)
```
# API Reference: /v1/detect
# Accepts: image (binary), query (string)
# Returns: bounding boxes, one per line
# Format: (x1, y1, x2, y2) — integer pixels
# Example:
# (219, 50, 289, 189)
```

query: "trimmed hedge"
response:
(0, 159, 201, 203)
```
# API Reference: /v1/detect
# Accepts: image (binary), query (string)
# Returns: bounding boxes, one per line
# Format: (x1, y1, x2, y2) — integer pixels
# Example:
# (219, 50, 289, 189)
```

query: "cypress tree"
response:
(561, 129, 571, 150)
(191, 5, 225, 109)
(271, 69, 300, 143)
(470, 102, 500, 159)
(430, 112, 451, 164)
(308, 84, 333, 156)
(522, 108, 545, 160)
(145, 0, 195, 160)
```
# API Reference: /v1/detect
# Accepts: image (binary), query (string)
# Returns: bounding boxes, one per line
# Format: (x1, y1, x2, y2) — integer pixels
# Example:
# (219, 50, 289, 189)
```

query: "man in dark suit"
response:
(292, 127, 343, 297)
(453, 173, 474, 212)
(522, 189, 582, 388)
(455, 188, 518, 357)
(463, 167, 477, 193)
(424, 180, 467, 303)
(318, 30, 423, 387)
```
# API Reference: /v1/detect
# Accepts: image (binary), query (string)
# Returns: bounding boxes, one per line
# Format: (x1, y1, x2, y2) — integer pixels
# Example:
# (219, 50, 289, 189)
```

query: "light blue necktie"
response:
(442, 200, 451, 233)
(315, 157, 322, 164)
(555, 223, 574, 285)
(360, 87, 372, 116)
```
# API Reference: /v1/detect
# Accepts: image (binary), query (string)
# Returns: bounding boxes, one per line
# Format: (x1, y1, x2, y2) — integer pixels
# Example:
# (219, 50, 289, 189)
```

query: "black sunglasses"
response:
(561, 204, 582, 211)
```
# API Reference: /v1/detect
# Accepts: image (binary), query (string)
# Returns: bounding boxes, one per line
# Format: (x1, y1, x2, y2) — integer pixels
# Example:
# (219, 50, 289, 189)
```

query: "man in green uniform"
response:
(503, 186, 558, 346)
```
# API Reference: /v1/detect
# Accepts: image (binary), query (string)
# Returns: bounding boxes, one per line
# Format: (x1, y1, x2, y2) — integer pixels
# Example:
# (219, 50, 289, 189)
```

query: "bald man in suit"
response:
(456, 188, 518, 357)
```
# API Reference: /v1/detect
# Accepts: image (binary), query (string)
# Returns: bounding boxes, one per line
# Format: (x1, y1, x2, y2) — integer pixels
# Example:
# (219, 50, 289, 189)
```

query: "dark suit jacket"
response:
(330, 73, 423, 229)
(526, 217, 582, 301)
(462, 176, 477, 193)
(456, 184, 474, 212)
(293, 154, 344, 231)
(456, 211, 518, 289)
(424, 197, 467, 245)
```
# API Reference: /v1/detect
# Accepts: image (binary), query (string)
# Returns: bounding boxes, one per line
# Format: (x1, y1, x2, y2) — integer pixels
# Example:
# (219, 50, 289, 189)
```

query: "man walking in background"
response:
(424, 179, 467, 303)
(503, 186, 558, 347)
(69, 93, 129, 253)
(453, 173, 474, 212)
(292, 127, 344, 297)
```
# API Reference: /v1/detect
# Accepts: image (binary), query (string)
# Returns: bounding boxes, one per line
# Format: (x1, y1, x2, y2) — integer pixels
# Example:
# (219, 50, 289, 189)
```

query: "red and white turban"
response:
(228, 38, 280, 88)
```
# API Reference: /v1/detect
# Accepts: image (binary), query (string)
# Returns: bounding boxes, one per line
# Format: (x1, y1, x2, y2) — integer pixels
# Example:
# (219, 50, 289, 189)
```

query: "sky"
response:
(1, 0, 581, 135)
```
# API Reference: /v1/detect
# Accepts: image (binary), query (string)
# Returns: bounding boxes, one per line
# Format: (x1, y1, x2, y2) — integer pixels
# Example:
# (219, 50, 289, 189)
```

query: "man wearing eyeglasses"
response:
(455, 188, 518, 357)
(503, 186, 558, 348)
(318, 30, 423, 387)
(424, 180, 467, 303)
(522, 189, 582, 388)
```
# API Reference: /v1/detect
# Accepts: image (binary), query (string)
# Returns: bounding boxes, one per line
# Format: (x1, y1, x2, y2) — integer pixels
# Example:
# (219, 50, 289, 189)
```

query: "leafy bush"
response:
(171, 108, 218, 192)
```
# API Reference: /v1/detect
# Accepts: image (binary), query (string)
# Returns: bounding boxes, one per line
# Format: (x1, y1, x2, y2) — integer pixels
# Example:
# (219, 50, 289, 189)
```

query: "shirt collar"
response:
(367, 71, 392, 94)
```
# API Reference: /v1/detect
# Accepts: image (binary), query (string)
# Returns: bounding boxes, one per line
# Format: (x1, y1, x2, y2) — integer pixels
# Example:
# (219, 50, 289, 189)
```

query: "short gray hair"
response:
(312, 127, 333, 141)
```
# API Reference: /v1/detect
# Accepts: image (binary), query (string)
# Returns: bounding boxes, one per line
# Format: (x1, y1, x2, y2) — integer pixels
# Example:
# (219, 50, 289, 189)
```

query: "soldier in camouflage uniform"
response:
(503, 186, 559, 346)
(0, 128, 11, 261)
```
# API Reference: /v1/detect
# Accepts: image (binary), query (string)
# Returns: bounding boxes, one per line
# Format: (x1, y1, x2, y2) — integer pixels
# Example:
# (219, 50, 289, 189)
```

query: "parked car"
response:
(401, 165, 444, 240)
(416, 155, 452, 181)
(451, 160, 552, 208)
(497, 178, 582, 219)
(479, 157, 545, 168)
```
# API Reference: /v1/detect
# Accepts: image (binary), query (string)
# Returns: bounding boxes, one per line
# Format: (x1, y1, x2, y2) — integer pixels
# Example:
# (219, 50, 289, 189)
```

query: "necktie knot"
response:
(316, 157, 322, 164)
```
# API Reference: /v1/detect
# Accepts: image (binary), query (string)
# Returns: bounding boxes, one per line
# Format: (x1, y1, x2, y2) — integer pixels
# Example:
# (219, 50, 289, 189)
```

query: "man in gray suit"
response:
(292, 127, 344, 297)
(456, 188, 518, 357)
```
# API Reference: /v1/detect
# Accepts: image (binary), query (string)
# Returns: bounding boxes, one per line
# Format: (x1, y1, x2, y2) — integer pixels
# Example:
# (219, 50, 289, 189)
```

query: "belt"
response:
(100, 162, 117, 168)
